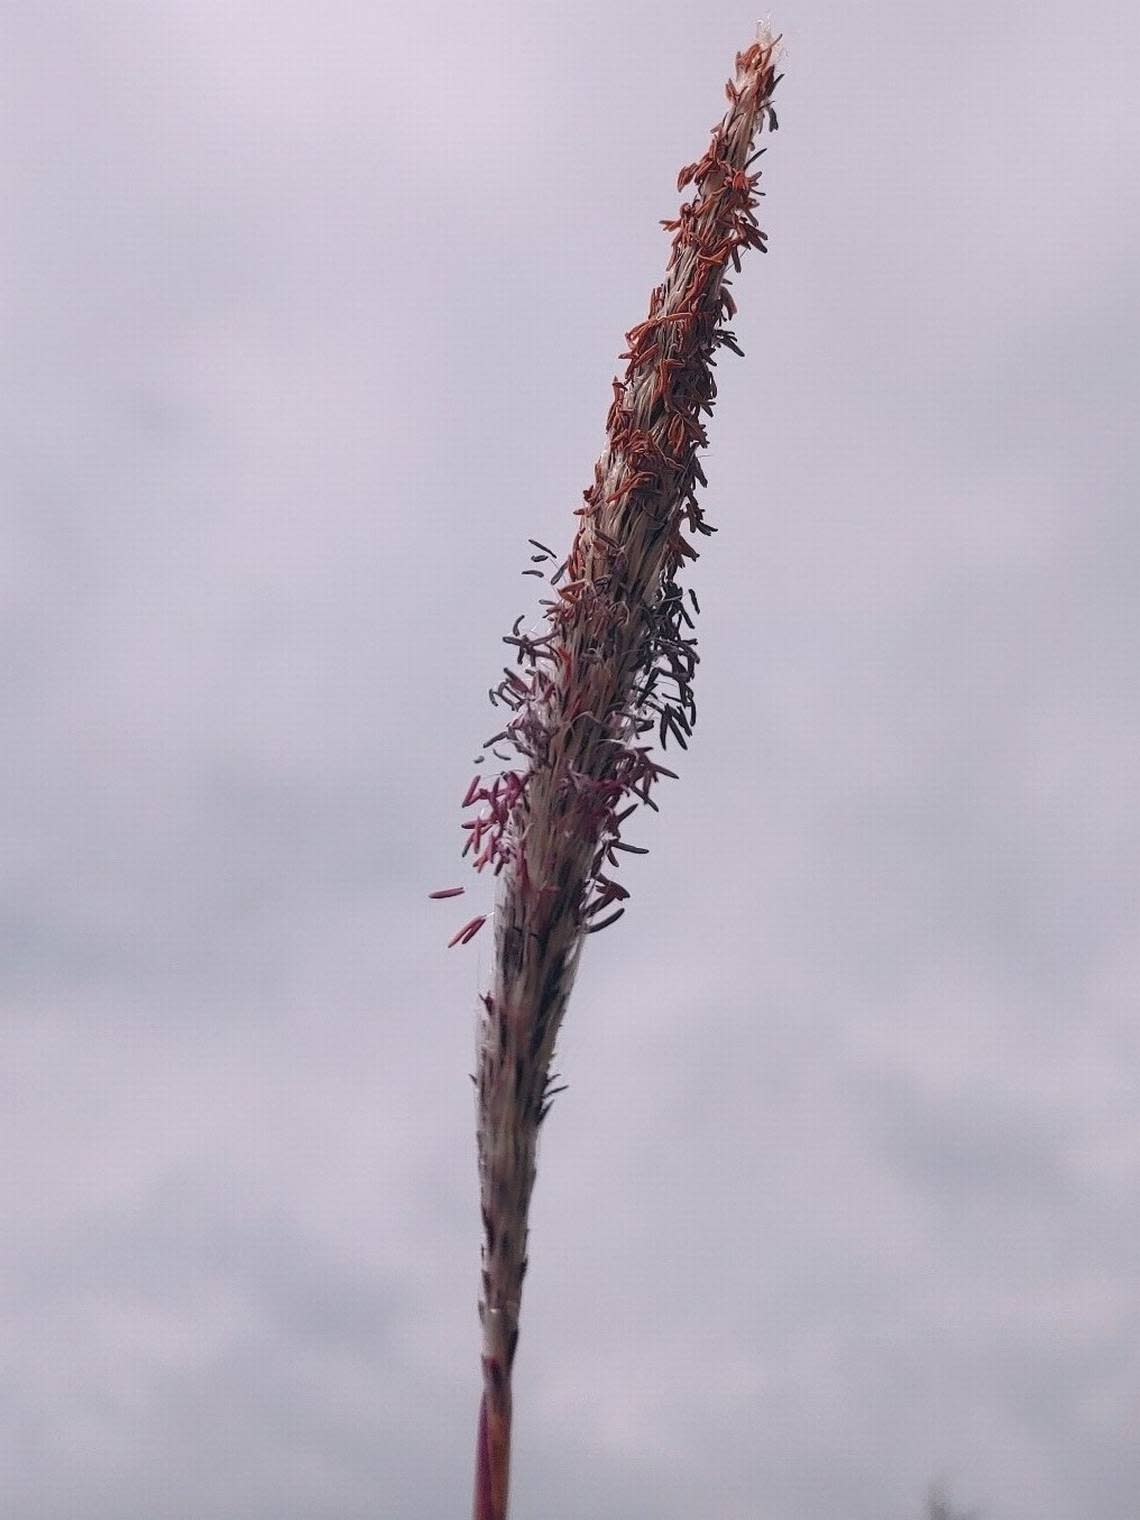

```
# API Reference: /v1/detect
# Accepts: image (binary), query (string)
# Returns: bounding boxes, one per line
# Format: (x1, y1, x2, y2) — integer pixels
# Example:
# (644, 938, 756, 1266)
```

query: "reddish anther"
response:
(449, 915, 487, 948)
(585, 906, 626, 934)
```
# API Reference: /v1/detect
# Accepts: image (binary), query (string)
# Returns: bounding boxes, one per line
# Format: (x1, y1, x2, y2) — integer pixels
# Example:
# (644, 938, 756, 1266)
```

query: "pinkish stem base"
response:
(472, 1386, 512, 1520)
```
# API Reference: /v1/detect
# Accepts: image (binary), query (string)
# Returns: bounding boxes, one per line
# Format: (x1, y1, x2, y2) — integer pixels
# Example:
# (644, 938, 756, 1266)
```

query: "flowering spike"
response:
(464, 32, 783, 1520)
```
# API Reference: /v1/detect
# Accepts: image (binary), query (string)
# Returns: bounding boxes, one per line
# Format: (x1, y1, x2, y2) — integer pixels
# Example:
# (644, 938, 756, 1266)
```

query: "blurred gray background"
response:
(5, 3, 1139, 1517)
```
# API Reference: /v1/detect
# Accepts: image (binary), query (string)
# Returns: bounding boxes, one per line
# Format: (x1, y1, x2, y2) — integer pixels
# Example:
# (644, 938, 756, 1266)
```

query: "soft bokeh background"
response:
(5, 3, 1139, 1517)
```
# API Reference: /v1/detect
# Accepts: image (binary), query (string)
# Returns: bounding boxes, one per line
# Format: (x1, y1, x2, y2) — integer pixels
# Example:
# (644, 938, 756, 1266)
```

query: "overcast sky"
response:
(5, 3, 1140, 1518)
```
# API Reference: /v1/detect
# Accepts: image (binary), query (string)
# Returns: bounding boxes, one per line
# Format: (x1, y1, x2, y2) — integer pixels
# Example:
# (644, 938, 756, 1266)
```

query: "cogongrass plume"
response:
(437, 28, 783, 1520)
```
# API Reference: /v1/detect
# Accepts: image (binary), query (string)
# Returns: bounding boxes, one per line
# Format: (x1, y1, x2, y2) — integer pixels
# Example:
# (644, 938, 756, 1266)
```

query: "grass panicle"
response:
(444, 30, 783, 1519)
